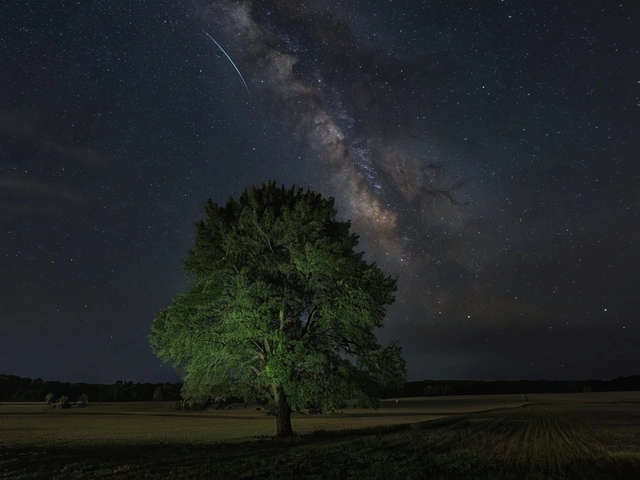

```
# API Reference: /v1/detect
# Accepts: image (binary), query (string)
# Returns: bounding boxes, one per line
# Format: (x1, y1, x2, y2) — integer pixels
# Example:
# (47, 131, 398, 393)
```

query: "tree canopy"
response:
(150, 182, 406, 436)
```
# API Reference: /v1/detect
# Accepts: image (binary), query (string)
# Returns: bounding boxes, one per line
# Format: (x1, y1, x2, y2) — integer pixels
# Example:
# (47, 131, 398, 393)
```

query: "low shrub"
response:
(77, 394, 89, 407)
(55, 396, 71, 409)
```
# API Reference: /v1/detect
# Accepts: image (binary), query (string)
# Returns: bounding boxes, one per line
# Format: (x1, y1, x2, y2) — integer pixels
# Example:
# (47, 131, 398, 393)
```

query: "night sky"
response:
(1, 0, 638, 384)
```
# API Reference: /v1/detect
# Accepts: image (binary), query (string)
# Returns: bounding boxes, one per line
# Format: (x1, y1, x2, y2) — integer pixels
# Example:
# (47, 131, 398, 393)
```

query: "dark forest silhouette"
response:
(2, 373, 639, 403)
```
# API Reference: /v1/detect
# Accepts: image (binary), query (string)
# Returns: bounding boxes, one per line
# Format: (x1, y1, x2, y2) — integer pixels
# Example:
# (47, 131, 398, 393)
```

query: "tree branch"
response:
(251, 216, 275, 253)
(301, 308, 317, 338)
(239, 380, 272, 400)
(250, 339, 265, 359)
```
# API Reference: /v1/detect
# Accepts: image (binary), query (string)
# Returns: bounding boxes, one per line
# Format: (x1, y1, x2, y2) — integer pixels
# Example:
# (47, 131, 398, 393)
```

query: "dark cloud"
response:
(397, 320, 638, 381)
(0, 111, 115, 217)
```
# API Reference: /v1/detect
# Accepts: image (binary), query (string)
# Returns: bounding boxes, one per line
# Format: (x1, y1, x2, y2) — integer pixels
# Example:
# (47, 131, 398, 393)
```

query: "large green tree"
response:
(150, 182, 406, 437)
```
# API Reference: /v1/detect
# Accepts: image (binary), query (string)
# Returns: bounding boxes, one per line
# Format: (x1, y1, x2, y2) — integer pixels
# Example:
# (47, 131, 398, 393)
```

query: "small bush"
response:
(45, 393, 55, 405)
(423, 385, 438, 397)
(56, 396, 71, 409)
(77, 394, 89, 407)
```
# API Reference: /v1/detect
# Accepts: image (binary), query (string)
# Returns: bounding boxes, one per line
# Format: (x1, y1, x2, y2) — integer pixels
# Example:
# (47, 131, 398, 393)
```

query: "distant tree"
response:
(112, 380, 135, 402)
(153, 385, 167, 402)
(442, 384, 455, 396)
(45, 392, 55, 405)
(150, 182, 406, 437)
(153, 384, 182, 402)
(24, 378, 44, 401)
(423, 385, 438, 397)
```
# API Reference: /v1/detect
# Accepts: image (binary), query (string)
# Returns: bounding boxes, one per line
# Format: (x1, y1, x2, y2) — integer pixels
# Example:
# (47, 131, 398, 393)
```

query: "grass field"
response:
(1, 392, 639, 479)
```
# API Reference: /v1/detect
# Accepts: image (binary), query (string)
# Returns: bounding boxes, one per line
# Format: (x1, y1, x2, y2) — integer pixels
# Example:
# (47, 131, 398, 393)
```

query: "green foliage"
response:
(150, 182, 406, 431)
(45, 392, 55, 404)
(55, 395, 71, 409)
(77, 394, 89, 407)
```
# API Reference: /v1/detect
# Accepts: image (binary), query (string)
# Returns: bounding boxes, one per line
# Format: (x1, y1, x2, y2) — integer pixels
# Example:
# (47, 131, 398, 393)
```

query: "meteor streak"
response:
(202, 29, 250, 95)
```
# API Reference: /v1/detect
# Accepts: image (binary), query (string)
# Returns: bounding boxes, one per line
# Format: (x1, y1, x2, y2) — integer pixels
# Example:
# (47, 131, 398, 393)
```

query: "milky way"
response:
(197, 1, 491, 322)
(197, 0, 639, 380)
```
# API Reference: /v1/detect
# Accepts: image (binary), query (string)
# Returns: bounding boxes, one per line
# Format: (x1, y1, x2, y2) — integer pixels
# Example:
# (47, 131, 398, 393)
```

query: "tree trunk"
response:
(273, 386, 294, 438)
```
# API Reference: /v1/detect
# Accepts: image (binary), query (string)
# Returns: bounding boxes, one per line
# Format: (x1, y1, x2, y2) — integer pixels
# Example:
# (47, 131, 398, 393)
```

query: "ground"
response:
(1, 392, 639, 479)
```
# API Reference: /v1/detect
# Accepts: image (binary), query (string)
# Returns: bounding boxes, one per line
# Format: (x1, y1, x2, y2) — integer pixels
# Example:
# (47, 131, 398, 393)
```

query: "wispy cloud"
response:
(0, 174, 85, 203)
(39, 140, 112, 169)
(0, 111, 112, 168)
(0, 201, 62, 216)
(0, 110, 112, 216)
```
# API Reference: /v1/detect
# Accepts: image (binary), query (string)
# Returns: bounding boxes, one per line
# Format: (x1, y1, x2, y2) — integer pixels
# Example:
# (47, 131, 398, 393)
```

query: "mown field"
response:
(1, 392, 639, 479)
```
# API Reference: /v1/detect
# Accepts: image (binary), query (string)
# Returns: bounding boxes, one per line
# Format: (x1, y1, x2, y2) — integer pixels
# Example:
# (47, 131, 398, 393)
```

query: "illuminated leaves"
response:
(150, 181, 406, 417)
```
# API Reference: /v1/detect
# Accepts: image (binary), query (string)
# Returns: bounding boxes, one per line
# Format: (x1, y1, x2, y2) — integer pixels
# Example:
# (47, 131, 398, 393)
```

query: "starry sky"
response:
(1, 0, 638, 384)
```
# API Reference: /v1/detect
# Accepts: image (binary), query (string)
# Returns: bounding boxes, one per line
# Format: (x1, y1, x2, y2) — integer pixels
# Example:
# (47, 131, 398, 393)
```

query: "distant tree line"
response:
(2, 374, 639, 403)
(0, 374, 182, 403)
(403, 376, 640, 397)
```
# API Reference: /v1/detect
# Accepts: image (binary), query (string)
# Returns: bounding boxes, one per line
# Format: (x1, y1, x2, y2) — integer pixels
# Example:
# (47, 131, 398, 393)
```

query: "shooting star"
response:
(202, 29, 250, 95)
